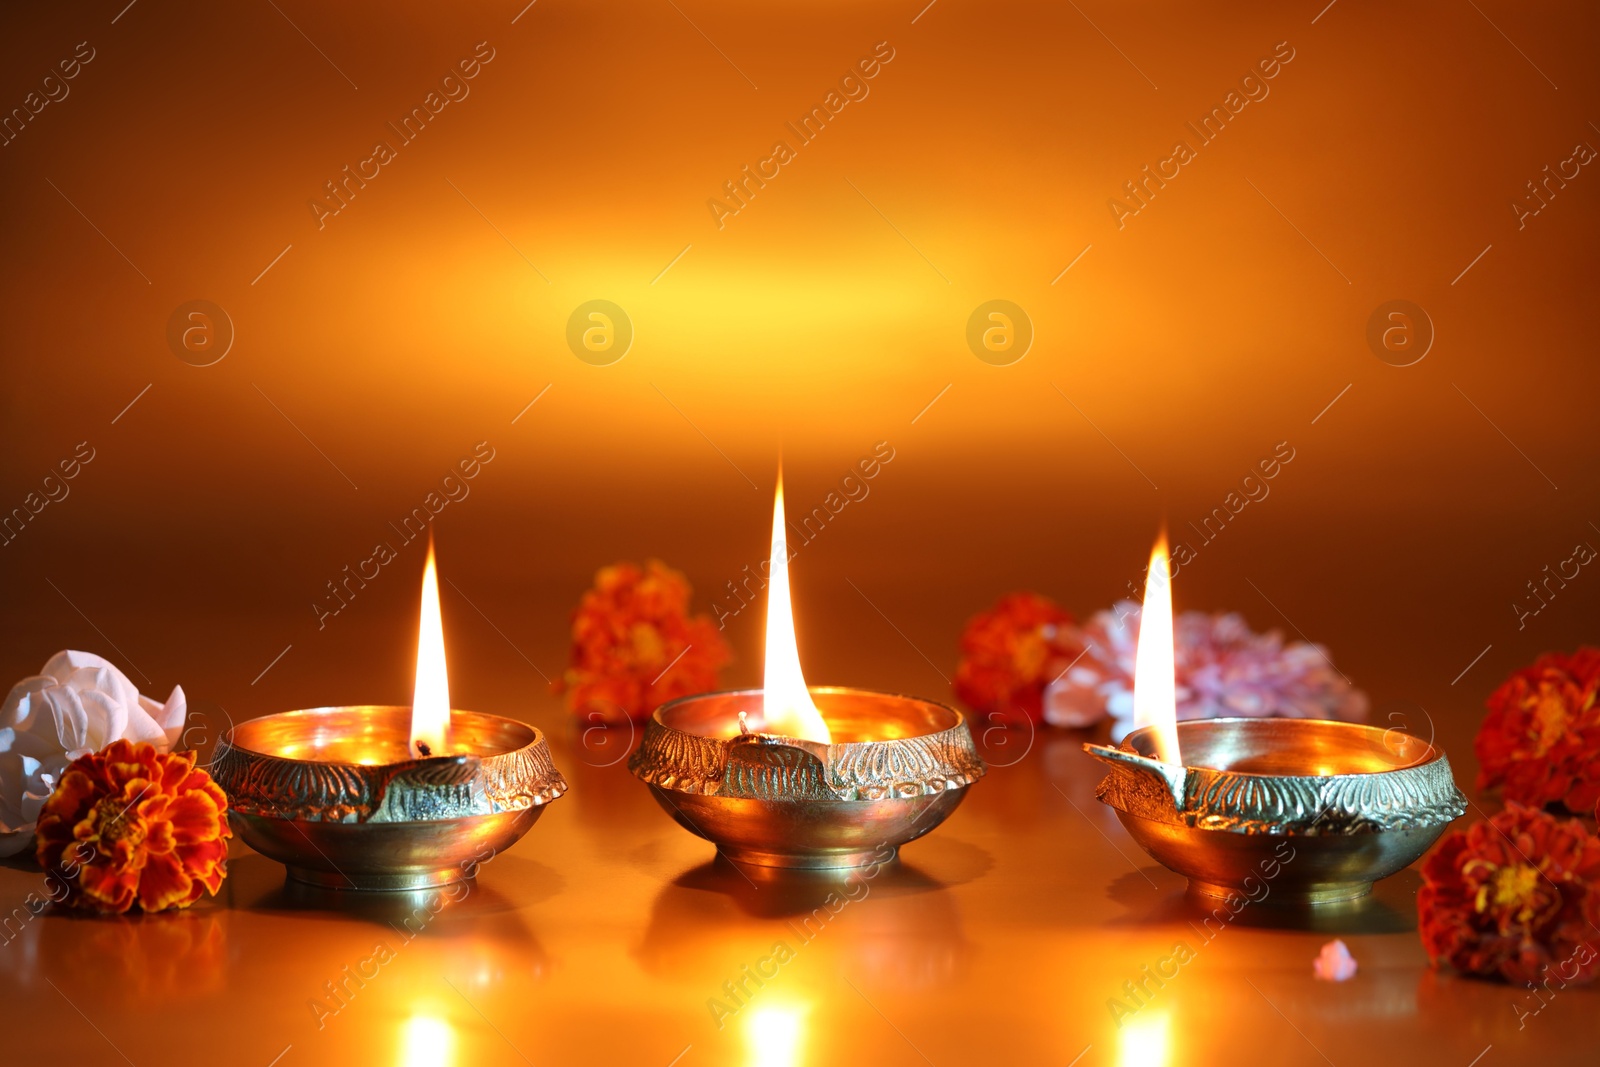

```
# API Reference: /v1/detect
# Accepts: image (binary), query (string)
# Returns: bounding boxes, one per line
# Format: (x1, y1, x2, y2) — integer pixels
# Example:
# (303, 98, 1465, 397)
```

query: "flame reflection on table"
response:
(744, 1002, 809, 1067)
(1117, 1008, 1171, 1067)
(399, 1014, 455, 1067)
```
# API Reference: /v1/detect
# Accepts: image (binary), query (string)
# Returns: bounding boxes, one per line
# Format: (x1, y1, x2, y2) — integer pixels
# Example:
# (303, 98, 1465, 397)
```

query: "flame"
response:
(761, 473, 831, 743)
(410, 539, 452, 758)
(1132, 534, 1182, 765)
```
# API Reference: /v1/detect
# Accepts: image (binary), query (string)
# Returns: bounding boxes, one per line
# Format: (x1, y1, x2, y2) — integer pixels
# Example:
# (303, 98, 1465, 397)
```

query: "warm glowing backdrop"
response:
(2, 0, 1597, 754)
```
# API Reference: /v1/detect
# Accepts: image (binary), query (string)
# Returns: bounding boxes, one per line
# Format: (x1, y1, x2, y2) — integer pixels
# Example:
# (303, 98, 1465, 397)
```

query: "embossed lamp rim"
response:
(1083, 716, 1469, 905)
(630, 686, 986, 802)
(212, 705, 568, 891)
(214, 705, 568, 823)
(1087, 716, 1468, 836)
(628, 686, 985, 869)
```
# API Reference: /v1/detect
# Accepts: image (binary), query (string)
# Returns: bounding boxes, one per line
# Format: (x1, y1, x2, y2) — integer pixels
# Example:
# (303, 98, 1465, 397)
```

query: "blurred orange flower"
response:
(558, 560, 731, 724)
(953, 593, 1078, 728)
(35, 739, 230, 915)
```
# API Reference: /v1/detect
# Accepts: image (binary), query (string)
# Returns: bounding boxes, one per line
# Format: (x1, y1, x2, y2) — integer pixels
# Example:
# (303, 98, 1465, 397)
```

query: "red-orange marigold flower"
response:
(558, 560, 731, 724)
(1475, 647, 1600, 812)
(1418, 803, 1600, 985)
(35, 739, 230, 915)
(953, 593, 1079, 728)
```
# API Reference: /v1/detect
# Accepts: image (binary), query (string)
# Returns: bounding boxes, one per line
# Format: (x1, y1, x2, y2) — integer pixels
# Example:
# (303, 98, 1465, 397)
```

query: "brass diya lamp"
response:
(1083, 537, 1466, 905)
(214, 543, 566, 890)
(630, 472, 985, 869)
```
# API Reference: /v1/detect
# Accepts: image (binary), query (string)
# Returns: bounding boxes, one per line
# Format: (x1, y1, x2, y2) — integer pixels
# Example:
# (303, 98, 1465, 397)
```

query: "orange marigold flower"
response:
(1418, 803, 1600, 985)
(953, 593, 1079, 728)
(1475, 648, 1600, 813)
(558, 560, 731, 724)
(35, 739, 230, 915)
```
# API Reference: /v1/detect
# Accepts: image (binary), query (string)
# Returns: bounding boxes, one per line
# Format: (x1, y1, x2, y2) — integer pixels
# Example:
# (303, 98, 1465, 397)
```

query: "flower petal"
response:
(158, 789, 222, 846)
(0, 676, 54, 731)
(78, 862, 137, 914)
(136, 851, 193, 912)
(142, 685, 186, 750)
(39, 685, 90, 756)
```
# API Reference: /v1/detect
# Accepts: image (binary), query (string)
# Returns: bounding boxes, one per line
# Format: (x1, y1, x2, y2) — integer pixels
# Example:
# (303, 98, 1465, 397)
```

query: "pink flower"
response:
(1314, 940, 1358, 981)
(1042, 601, 1367, 736)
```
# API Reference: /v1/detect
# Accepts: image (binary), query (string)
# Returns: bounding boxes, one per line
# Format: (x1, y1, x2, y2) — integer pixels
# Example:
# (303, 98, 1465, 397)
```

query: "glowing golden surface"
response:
(226, 706, 535, 763)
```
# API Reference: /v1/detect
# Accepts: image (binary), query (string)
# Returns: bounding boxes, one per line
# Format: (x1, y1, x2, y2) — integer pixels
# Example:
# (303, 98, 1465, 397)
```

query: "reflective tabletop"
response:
(2, 709, 1588, 1067)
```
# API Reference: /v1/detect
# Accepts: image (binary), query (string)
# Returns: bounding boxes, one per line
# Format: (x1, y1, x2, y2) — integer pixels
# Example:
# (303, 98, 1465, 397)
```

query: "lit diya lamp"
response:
(1084, 536, 1466, 904)
(214, 543, 567, 890)
(630, 472, 985, 869)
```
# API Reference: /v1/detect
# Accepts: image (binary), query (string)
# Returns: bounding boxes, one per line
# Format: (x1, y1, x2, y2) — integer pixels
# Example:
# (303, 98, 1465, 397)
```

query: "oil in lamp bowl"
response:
(213, 706, 567, 891)
(1084, 718, 1467, 905)
(630, 687, 986, 869)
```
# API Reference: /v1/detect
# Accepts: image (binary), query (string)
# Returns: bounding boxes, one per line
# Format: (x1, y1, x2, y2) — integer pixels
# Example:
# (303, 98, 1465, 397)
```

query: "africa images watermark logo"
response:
(166, 300, 234, 367)
(306, 42, 497, 230)
(566, 300, 633, 366)
(966, 300, 1033, 366)
(1365, 299, 1432, 367)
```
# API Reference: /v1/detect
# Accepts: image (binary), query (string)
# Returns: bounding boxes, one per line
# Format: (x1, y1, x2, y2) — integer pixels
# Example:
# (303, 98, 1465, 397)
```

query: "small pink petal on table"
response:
(1313, 939, 1357, 981)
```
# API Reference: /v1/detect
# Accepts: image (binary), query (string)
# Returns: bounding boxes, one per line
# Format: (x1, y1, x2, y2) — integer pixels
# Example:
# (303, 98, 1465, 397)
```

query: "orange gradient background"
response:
(5, 2, 1596, 727)
(3, 3, 1600, 1065)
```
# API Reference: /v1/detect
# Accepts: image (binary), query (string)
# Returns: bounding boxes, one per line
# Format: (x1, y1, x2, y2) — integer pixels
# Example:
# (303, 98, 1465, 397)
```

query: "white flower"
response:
(0, 651, 185, 857)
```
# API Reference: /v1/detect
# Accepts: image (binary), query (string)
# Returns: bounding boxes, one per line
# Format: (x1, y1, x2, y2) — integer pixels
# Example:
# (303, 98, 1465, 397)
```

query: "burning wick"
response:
(1131, 533, 1183, 766)
(414, 741, 432, 758)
